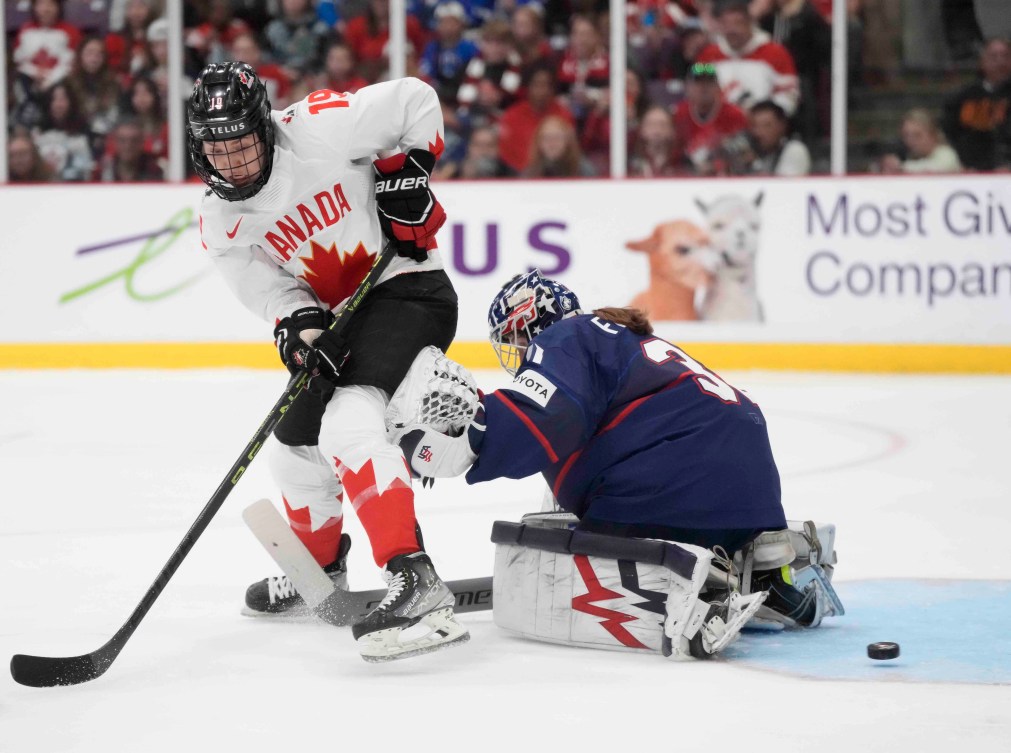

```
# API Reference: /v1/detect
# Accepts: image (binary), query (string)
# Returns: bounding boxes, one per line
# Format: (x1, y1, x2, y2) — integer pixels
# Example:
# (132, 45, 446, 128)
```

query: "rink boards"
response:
(1, 174, 1010, 372)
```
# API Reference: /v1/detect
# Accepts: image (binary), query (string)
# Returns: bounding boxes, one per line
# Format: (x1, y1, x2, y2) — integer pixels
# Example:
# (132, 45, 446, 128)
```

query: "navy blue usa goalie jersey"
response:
(467, 314, 786, 535)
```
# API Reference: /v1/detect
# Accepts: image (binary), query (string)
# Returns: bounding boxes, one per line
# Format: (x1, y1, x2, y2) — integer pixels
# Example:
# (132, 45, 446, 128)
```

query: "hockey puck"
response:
(867, 642, 900, 660)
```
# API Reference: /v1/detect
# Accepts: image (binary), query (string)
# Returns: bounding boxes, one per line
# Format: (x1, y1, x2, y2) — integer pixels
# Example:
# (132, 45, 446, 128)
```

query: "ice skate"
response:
(750, 564, 844, 628)
(352, 551, 469, 662)
(242, 534, 351, 618)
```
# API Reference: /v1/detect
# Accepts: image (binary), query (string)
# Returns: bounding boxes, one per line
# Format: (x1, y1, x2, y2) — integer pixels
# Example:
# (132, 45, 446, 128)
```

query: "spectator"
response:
(344, 0, 429, 83)
(628, 2, 683, 83)
(881, 109, 963, 175)
(186, 0, 253, 68)
(457, 20, 523, 120)
(13, 0, 82, 93)
(757, 0, 831, 142)
(95, 117, 164, 182)
(629, 105, 683, 176)
(498, 64, 575, 174)
(264, 0, 332, 76)
(108, 0, 159, 76)
(942, 37, 1011, 171)
(696, 0, 799, 115)
(65, 35, 121, 154)
(580, 68, 650, 172)
(231, 32, 294, 107)
(8, 132, 55, 183)
(523, 115, 597, 178)
(317, 41, 369, 95)
(455, 126, 516, 178)
(33, 82, 95, 181)
(419, 1, 480, 103)
(510, 5, 554, 76)
(124, 76, 168, 166)
(556, 15, 610, 125)
(673, 61, 748, 174)
(743, 99, 811, 175)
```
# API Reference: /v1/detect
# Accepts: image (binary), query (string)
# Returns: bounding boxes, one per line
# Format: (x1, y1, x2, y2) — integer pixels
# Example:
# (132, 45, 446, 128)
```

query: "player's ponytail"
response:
(592, 307, 653, 335)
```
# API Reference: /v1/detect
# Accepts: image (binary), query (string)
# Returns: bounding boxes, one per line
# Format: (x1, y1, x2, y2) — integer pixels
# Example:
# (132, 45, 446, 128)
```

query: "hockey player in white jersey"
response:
(186, 61, 468, 661)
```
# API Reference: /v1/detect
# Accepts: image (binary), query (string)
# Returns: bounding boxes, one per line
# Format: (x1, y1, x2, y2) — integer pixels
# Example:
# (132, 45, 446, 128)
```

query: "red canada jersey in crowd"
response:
(696, 30, 799, 115)
(199, 78, 446, 325)
(673, 98, 748, 165)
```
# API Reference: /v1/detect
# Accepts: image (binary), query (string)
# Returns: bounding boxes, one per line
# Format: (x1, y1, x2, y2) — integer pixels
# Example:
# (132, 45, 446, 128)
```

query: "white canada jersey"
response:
(198, 77, 446, 324)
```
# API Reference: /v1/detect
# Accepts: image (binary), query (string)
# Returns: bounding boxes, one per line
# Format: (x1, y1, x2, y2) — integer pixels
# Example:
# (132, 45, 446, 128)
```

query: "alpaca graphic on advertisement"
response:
(694, 193, 765, 322)
(624, 220, 711, 320)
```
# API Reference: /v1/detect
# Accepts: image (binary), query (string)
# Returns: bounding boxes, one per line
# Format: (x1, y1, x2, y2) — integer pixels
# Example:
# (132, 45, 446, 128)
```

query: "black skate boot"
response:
(751, 566, 819, 627)
(242, 534, 351, 618)
(351, 551, 469, 662)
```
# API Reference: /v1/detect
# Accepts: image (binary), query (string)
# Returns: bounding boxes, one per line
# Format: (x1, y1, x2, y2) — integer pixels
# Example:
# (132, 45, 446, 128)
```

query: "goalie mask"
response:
(488, 269, 582, 375)
(187, 62, 275, 201)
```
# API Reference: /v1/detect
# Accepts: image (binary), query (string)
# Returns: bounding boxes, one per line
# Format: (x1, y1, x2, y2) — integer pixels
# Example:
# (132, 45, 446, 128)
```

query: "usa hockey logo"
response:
(417, 446, 433, 463)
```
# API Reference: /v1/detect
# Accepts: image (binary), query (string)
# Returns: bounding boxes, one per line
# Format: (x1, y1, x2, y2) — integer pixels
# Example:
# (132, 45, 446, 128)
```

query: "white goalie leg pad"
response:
(491, 516, 759, 660)
(385, 346, 480, 442)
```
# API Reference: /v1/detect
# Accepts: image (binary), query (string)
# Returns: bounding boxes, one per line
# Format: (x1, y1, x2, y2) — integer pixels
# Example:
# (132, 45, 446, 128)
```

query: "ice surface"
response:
(2, 369, 1009, 752)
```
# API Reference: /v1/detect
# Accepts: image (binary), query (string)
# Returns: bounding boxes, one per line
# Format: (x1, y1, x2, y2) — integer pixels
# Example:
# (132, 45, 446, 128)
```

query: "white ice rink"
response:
(2, 368, 1010, 752)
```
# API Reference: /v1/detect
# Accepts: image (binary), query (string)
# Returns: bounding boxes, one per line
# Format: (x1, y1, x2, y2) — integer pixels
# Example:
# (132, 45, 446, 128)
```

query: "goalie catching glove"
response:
(274, 306, 350, 381)
(373, 149, 446, 262)
(386, 346, 484, 478)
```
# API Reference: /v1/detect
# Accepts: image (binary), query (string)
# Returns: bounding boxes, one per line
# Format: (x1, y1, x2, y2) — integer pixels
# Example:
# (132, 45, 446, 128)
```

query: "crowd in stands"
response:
(5, 0, 1011, 183)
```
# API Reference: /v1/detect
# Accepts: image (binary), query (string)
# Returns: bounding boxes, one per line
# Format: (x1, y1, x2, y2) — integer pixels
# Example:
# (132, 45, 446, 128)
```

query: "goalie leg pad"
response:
(491, 517, 756, 660)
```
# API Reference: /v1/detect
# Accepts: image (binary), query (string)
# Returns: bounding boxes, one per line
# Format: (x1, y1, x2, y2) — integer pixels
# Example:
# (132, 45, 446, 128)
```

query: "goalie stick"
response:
(242, 499, 492, 625)
(10, 244, 398, 688)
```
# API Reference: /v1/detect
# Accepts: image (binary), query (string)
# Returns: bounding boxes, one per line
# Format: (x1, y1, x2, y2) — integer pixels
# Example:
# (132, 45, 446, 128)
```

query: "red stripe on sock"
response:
(334, 459, 419, 567)
(282, 496, 344, 566)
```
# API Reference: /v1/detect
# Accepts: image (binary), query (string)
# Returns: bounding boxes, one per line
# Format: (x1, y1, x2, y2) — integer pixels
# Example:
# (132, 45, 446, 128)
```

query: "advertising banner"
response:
(1, 175, 1009, 368)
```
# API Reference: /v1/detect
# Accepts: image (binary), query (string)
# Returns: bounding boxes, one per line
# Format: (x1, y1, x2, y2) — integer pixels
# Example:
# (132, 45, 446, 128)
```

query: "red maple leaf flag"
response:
(299, 240, 376, 310)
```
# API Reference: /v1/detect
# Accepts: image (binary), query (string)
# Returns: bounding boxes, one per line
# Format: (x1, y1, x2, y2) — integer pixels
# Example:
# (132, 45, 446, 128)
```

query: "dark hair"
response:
(592, 307, 653, 335)
(713, 0, 750, 17)
(42, 82, 88, 132)
(523, 61, 557, 89)
(750, 99, 788, 122)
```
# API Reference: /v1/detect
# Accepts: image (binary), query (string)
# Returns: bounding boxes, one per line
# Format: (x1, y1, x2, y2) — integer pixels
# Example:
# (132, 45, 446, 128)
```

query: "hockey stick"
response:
(10, 244, 398, 688)
(242, 499, 492, 625)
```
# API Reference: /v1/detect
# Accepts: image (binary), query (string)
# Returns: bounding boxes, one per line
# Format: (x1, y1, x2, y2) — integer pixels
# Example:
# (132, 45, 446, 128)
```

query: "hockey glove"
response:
(397, 402, 485, 479)
(373, 149, 446, 262)
(274, 307, 331, 376)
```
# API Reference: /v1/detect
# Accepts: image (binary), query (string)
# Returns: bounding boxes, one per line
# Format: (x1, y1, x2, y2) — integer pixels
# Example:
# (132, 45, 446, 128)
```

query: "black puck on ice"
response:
(867, 642, 900, 660)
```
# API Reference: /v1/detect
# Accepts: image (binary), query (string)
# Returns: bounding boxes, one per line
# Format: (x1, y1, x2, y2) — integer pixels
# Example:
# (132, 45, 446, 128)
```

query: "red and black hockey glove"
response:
(274, 307, 349, 384)
(373, 149, 446, 262)
(274, 307, 330, 376)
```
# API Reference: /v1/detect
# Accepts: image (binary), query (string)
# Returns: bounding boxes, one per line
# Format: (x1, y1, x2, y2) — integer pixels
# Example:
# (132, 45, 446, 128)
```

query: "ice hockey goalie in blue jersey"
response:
(391, 270, 844, 653)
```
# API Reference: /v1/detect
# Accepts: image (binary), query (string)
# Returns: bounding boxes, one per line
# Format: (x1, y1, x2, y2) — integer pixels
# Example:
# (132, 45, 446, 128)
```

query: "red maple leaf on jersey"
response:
(299, 240, 376, 310)
(428, 132, 445, 160)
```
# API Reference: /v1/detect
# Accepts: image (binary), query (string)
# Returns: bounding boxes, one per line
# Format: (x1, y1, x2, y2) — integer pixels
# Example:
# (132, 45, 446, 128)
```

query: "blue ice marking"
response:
(723, 579, 1011, 685)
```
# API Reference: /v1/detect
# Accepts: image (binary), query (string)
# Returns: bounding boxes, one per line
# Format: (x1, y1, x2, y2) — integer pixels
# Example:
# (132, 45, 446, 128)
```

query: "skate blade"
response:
(358, 607, 470, 663)
(240, 604, 318, 622)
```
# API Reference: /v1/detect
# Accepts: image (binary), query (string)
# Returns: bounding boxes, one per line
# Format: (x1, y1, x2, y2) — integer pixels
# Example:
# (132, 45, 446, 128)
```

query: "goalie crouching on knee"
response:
(387, 270, 843, 659)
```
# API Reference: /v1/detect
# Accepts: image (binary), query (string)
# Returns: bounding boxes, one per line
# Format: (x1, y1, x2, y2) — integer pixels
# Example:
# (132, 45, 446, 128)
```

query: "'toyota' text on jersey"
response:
(198, 78, 446, 322)
(467, 315, 786, 532)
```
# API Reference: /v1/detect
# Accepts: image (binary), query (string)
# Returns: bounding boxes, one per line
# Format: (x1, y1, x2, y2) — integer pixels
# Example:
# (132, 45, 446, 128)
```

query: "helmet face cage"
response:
(187, 62, 275, 202)
(488, 270, 582, 375)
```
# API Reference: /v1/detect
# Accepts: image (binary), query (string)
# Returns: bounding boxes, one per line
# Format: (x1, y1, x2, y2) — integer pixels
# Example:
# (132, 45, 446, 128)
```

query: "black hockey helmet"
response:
(187, 61, 275, 201)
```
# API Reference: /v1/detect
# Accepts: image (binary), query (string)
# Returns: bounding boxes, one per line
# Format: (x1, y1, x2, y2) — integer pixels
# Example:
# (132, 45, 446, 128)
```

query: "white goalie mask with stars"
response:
(487, 269, 582, 375)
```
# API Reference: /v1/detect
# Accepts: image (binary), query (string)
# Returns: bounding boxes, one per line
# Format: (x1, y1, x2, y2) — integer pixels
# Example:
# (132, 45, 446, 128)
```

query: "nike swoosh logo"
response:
(226, 217, 243, 239)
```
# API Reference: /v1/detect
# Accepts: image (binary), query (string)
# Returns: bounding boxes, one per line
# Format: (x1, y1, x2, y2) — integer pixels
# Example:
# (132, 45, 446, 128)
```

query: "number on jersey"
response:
(641, 338, 739, 404)
(307, 89, 349, 115)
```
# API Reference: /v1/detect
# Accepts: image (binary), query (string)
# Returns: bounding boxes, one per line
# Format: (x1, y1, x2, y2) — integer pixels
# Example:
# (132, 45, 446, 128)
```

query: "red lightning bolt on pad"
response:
(572, 555, 648, 649)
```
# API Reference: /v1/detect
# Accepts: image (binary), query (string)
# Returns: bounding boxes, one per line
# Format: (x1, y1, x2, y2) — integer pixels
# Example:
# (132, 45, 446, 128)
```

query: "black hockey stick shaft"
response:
(316, 577, 493, 626)
(10, 244, 398, 688)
